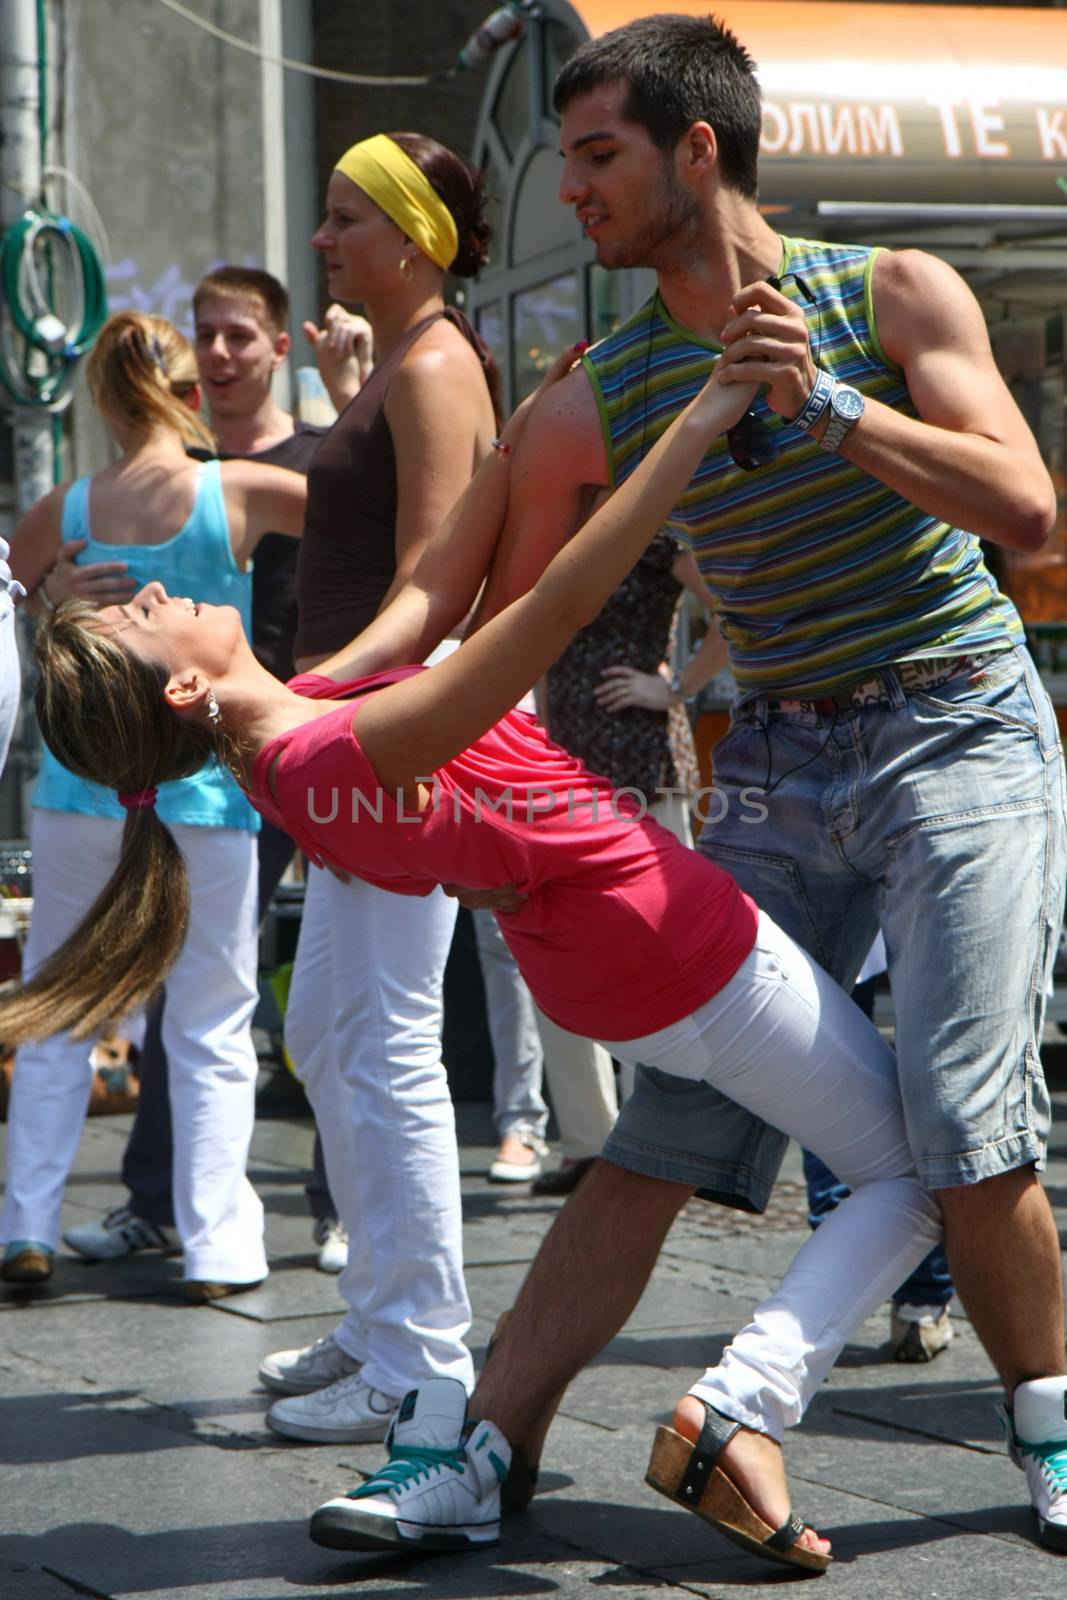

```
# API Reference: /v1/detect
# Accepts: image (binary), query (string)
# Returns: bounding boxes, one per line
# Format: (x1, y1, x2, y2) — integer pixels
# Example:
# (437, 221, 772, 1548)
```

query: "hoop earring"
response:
(398, 256, 413, 280)
(206, 689, 222, 727)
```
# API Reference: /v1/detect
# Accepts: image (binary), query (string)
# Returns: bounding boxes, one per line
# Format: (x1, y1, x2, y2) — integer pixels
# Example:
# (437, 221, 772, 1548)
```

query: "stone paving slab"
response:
(2, 1567, 83, 1600)
(506, 1410, 1062, 1586)
(3, 1091, 1066, 1599)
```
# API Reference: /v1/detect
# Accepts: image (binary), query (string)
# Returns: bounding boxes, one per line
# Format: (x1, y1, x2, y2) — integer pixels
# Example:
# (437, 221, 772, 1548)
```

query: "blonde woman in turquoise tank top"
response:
(2, 312, 306, 1298)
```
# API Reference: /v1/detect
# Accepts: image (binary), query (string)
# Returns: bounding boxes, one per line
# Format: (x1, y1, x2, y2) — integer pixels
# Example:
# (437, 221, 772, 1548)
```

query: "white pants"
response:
(600, 912, 942, 1441)
(2, 810, 265, 1282)
(284, 865, 472, 1396)
(537, 795, 693, 1155)
(0, 587, 20, 774)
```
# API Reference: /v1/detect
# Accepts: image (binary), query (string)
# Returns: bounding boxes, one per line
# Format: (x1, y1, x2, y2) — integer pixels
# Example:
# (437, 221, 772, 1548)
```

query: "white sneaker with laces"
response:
(1002, 1376, 1067, 1552)
(267, 1370, 399, 1443)
(312, 1217, 348, 1275)
(309, 1378, 508, 1551)
(258, 1330, 362, 1396)
(63, 1205, 179, 1262)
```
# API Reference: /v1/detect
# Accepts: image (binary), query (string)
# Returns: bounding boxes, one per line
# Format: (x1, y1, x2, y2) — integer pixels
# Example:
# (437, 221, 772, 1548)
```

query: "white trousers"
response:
(2, 810, 265, 1282)
(284, 865, 472, 1396)
(600, 912, 942, 1441)
(536, 794, 693, 1155)
(0, 587, 20, 774)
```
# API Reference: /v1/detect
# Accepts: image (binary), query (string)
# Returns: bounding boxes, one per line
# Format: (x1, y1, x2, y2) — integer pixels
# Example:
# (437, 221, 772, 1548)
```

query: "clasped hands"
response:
(714, 278, 820, 422)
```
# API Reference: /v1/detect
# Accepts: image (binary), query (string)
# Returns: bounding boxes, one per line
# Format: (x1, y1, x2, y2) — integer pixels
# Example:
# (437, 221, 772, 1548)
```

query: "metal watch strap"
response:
(792, 367, 834, 434)
(820, 410, 850, 452)
(820, 394, 855, 453)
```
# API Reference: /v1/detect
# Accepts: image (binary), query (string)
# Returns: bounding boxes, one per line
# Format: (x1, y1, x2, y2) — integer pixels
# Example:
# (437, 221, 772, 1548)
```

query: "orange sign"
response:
(571, 3, 1067, 205)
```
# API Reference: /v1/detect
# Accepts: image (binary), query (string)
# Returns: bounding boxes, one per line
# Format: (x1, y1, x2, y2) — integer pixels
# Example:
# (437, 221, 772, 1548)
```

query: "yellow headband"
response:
(334, 134, 459, 272)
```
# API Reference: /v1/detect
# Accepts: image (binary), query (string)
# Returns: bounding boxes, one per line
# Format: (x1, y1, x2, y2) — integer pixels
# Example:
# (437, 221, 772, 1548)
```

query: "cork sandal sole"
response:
(646, 1424, 831, 1574)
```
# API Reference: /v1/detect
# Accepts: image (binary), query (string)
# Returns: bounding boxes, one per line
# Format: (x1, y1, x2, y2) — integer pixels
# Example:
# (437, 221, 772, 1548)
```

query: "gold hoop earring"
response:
(398, 256, 413, 280)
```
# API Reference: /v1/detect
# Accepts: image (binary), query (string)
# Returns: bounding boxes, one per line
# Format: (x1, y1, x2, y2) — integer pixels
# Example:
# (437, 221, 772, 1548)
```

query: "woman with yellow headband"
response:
(256, 132, 498, 1445)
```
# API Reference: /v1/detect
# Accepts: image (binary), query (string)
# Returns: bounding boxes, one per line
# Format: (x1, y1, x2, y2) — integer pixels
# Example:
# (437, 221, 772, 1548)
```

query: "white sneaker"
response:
(64, 1205, 179, 1261)
(1002, 1377, 1067, 1552)
(312, 1217, 348, 1275)
(267, 1370, 399, 1443)
(888, 1302, 954, 1363)
(309, 1378, 508, 1551)
(259, 1332, 362, 1396)
(489, 1130, 549, 1183)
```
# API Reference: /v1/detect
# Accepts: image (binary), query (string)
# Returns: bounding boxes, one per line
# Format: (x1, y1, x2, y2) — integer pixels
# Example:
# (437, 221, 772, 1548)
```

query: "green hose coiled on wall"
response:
(0, 206, 108, 410)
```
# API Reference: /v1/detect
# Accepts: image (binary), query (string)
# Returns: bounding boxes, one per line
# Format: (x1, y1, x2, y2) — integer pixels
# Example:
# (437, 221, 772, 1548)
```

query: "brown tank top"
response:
(294, 307, 487, 661)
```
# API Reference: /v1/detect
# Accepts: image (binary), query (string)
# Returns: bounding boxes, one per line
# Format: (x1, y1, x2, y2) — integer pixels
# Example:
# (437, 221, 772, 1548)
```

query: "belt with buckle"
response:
(768, 653, 993, 715)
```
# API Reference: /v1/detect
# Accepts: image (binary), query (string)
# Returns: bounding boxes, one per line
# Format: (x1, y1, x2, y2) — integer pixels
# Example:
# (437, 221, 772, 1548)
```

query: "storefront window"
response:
(481, 152, 508, 274)
(542, 18, 582, 110)
(476, 301, 505, 368)
(512, 146, 576, 262)
(587, 263, 655, 343)
(492, 43, 531, 160)
(989, 306, 1067, 644)
(513, 273, 580, 398)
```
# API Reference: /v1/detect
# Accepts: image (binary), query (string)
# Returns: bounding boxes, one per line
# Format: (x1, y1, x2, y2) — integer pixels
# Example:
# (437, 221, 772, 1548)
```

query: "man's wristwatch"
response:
(819, 383, 865, 453)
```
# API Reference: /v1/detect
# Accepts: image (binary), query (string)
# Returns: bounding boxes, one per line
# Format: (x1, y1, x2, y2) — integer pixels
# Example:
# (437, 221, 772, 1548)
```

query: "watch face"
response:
(833, 386, 865, 422)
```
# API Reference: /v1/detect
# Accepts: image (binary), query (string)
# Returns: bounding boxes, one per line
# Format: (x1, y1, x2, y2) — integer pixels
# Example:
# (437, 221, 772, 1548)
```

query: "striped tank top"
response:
(583, 236, 1023, 698)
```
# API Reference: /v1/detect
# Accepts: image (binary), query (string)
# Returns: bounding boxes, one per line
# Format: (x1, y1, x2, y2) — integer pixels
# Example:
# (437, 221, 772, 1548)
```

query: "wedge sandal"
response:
(645, 1400, 831, 1574)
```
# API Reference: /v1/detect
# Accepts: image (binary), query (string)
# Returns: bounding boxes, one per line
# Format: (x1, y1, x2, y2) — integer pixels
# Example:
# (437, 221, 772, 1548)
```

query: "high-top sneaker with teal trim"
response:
(1001, 1376, 1067, 1552)
(309, 1378, 509, 1552)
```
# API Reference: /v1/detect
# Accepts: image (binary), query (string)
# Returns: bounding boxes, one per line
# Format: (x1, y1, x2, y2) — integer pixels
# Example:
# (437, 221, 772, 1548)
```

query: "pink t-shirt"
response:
(252, 671, 759, 1041)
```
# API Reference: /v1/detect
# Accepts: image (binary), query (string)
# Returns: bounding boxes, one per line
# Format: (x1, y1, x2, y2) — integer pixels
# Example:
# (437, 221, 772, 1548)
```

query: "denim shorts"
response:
(604, 645, 1067, 1201)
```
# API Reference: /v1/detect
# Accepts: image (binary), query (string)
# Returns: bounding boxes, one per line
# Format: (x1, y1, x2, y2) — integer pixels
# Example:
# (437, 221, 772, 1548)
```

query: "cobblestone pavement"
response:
(2, 1069, 1066, 1600)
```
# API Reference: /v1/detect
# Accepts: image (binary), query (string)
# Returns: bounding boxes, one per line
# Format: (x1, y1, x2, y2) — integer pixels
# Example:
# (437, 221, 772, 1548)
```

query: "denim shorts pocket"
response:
(702, 841, 832, 972)
(911, 651, 1041, 741)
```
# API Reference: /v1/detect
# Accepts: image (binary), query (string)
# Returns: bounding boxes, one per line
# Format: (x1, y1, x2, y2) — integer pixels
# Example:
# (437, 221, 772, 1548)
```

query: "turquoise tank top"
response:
(584, 236, 1023, 698)
(33, 460, 258, 831)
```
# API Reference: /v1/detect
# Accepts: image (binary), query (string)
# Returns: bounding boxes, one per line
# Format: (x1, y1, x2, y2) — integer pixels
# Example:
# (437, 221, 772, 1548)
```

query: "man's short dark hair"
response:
(192, 266, 290, 334)
(553, 13, 761, 200)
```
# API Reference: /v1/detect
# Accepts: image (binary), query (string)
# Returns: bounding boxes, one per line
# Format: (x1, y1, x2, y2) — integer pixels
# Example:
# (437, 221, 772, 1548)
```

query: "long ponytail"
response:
(4, 805, 191, 1042)
(0, 603, 219, 1042)
(86, 311, 215, 454)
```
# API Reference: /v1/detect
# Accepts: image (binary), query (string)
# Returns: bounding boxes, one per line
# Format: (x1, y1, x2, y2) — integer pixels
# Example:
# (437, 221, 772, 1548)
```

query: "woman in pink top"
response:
(0, 353, 938, 1574)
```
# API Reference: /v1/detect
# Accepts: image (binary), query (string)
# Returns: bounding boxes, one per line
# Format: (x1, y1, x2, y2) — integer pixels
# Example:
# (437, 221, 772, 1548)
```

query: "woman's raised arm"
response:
(222, 461, 308, 565)
(311, 344, 587, 683)
(356, 366, 756, 797)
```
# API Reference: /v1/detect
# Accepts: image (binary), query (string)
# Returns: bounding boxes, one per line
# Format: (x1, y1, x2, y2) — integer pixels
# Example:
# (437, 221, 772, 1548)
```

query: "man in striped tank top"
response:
(308, 12, 1066, 1561)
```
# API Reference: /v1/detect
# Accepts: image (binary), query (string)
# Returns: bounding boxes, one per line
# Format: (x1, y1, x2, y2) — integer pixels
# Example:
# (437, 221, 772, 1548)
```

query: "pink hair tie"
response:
(118, 787, 158, 811)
